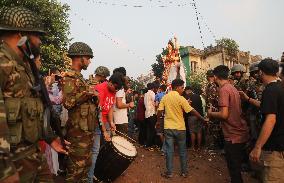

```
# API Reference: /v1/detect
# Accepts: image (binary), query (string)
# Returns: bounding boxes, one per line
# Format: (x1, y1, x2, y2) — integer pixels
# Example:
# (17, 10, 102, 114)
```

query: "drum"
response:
(94, 135, 137, 182)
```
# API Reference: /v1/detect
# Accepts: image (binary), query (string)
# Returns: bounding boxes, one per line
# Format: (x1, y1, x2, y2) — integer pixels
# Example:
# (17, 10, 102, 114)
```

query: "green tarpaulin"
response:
(179, 46, 191, 85)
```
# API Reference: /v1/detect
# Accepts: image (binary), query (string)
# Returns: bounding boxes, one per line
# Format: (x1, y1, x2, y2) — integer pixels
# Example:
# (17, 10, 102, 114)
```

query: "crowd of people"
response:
(78, 56, 283, 183)
(0, 6, 284, 183)
(132, 58, 284, 183)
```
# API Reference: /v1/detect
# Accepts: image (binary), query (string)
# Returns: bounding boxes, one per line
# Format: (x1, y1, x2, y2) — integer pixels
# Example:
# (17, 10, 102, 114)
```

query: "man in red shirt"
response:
(88, 73, 124, 182)
(208, 65, 249, 183)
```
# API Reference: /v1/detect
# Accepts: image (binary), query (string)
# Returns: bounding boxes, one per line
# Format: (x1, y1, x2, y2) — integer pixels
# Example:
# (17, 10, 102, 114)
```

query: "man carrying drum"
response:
(88, 73, 124, 183)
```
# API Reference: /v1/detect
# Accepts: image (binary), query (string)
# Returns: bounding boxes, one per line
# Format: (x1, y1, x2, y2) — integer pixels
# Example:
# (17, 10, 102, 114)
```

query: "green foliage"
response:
(0, 0, 70, 72)
(216, 37, 239, 56)
(187, 71, 207, 94)
(151, 54, 164, 78)
(152, 46, 170, 78)
(129, 77, 145, 91)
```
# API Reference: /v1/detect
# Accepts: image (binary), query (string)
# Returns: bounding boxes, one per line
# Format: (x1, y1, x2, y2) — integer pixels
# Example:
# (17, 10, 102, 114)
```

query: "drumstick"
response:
(115, 129, 137, 143)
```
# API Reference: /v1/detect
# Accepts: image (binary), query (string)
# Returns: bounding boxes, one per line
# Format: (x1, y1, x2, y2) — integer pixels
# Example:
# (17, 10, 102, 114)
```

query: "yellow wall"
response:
(204, 53, 223, 69)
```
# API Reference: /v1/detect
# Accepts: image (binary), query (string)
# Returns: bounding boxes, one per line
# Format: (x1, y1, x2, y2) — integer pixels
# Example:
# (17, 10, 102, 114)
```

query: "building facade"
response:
(186, 45, 262, 73)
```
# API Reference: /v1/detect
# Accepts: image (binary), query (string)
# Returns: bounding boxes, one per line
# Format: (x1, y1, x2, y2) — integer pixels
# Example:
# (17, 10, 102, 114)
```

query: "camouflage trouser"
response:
(207, 122, 224, 149)
(9, 144, 54, 183)
(65, 127, 93, 183)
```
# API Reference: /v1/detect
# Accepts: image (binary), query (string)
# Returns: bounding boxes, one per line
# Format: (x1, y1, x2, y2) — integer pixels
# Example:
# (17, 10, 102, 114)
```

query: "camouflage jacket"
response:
(61, 69, 99, 131)
(0, 42, 58, 180)
(233, 75, 249, 91)
(205, 81, 219, 111)
(234, 76, 263, 100)
(0, 42, 57, 152)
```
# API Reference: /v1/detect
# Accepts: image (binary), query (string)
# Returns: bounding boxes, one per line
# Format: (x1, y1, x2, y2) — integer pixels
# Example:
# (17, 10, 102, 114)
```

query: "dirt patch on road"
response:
(115, 147, 258, 183)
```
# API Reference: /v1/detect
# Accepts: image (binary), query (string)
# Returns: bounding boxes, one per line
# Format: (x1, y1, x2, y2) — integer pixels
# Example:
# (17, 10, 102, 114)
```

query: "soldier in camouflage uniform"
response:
(0, 6, 68, 182)
(243, 62, 263, 140)
(232, 63, 264, 171)
(89, 66, 110, 86)
(231, 64, 251, 120)
(204, 70, 223, 149)
(61, 42, 98, 182)
(230, 64, 249, 91)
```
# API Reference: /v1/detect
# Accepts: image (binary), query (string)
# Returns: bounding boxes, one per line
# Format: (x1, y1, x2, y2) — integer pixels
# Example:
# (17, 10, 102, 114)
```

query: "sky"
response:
(59, 0, 284, 78)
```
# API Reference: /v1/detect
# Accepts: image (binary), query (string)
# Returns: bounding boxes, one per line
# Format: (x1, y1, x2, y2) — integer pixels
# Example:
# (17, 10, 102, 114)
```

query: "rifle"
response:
(17, 36, 66, 149)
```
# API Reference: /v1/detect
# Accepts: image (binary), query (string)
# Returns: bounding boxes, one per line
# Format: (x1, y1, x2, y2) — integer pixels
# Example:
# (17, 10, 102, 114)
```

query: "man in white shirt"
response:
(144, 82, 159, 149)
(113, 79, 134, 134)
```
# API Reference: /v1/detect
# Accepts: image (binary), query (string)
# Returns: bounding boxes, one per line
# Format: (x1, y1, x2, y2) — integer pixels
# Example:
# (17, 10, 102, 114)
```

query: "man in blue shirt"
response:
(155, 84, 167, 104)
(155, 84, 167, 154)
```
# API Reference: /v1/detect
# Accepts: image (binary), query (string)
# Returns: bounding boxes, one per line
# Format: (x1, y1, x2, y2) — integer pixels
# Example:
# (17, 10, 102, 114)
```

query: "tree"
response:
(129, 77, 145, 91)
(187, 71, 207, 95)
(137, 72, 155, 87)
(151, 47, 169, 78)
(216, 37, 239, 56)
(151, 54, 164, 79)
(0, 0, 71, 72)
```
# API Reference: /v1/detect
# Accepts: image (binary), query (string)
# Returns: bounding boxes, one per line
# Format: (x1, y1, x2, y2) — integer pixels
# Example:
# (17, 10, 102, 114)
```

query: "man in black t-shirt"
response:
(240, 59, 284, 183)
(183, 86, 204, 150)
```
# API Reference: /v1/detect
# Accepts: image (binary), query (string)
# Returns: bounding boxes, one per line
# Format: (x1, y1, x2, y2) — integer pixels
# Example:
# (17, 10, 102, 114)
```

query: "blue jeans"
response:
(88, 123, 110, 183)
(164, 129, 187, 174)
(161, 140, 166, 153)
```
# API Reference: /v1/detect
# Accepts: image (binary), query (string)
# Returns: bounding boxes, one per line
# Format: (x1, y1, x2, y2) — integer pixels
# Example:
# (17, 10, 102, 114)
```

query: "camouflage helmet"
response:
(95, 66, 110, 77)
(249, 61, 260, 73)
(231, 64, 245, 74)
(206, 69, 214, 77)
(0, 6, 44, 34)
(67, 42, 94, 58)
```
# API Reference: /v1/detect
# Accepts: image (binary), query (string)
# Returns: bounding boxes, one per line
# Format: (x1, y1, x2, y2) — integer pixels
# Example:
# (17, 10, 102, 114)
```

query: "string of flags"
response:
(71, 0, 217, 60)
(83, 0, 217, 45)
(85, 0, 190, 8)
(192, 0, 205, 48)
(72, 10, 145, 62)
(189, 1, 217, 42)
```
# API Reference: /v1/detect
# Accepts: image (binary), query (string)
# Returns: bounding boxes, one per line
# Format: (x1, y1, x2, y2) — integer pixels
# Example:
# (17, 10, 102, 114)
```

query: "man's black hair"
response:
(141, 88, 148, 94)
(147, 82, 154, 90)
(160, 84, 167, 92)
(258, 58, 279, 76)
(185, 86, 193, 91)
(171, 79, 184, 89)
(213, 65, 230, 80)
(113, 67, 126, 76)
(109, 72, 124, 90)
(153, 82, 160, 90)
